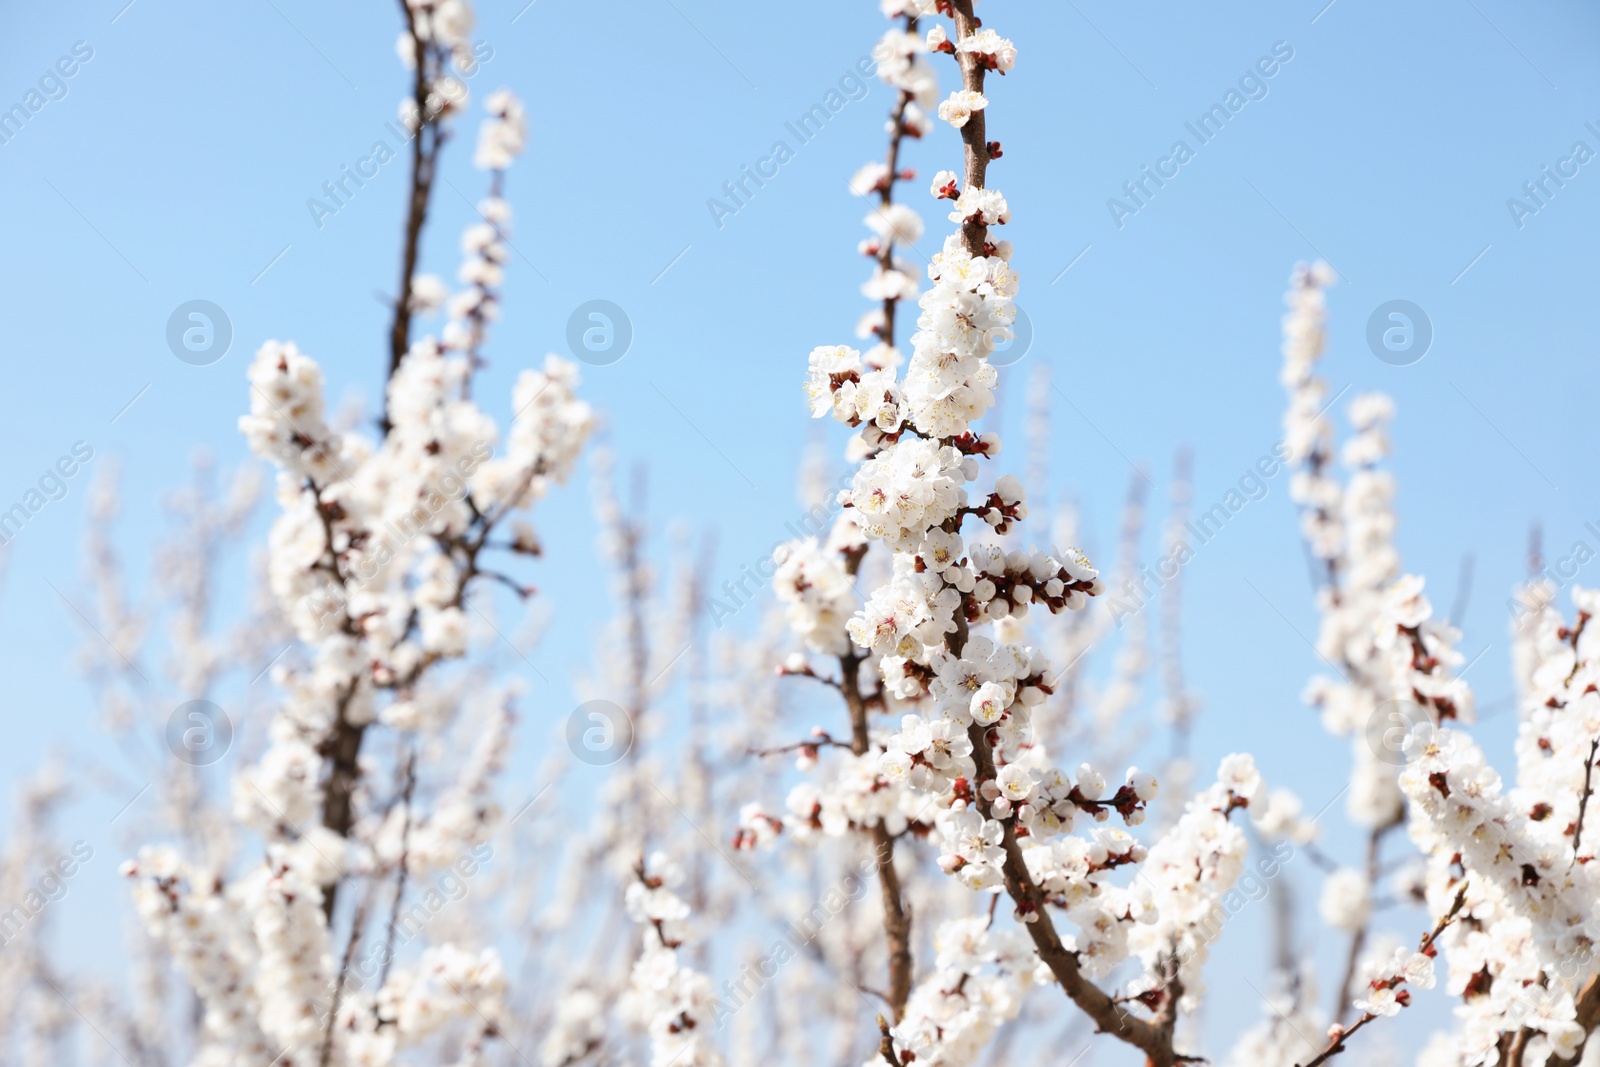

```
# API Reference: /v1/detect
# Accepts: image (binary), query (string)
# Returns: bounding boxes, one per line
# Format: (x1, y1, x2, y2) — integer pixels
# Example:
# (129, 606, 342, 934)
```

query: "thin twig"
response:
(319, 894, 371, 1067)
(378, 747, 420, 990)
(1572, 738, 1600, 862)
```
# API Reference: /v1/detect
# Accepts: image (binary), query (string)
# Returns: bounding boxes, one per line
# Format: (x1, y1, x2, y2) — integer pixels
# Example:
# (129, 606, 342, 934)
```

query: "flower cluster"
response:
(842, 438, 969, 551)
(1125, 754, 1262, 1010)
(771, 529, 860, 656)
(121, 50, 590, 1067)
(1351, 944, 1436, 1018)
(936, 89, 987, 128)
(805, 345, 904, 436)
(887, 917, 1043, 1067)
(1401, 724, 1596, 1063)
(473, 86, 526, 170)
(396, 0, 481, 132)
(621, 856, 723, 1067)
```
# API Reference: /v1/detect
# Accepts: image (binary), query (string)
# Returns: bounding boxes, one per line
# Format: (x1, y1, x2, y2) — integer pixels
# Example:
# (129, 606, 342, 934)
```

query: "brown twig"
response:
(965, 720, 1186, 1065)
(1298, 1012, 1378, 1067)
(384, 0, 448, 432)
(1572, 738, 1600, 862)
(1506, 1026, 1535, 1067)
(319, 893, 372, 1067)
(840, 644, 914, 1019)
(318, 682, 364, 920)
(1333, 818, 1398, 1024)
(1301, 886, 1468, 1066)
(377, 747, 419, 990)
(877, 1014, 902, 1067)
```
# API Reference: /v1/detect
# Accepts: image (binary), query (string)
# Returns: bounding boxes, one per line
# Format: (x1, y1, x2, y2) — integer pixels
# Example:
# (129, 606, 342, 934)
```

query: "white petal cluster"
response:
(404, 0, 474, 50)
(884, 918, 1043, 1067)
(849, 552, 962, 658)
(842, 438, 969, 551)
(937, 89, 987, 129)
(473, 87, 526, 170)
(777, 752, 929, 843)
(805, 345, 904, 433)
(1279, 262, 1338, 468)
(1401, 722, 1596, 1061)
(1127, 755, 1261, 1010)
(1350, 945, 1436, 1018)
(1319, 868, 1372, 932)
(621, 856, 724, 1067)
(1374, 577, 1476, 722)
(771, 531, 858, 656)
(238, 341, 345, 484)
(122, 848, 276, 1062)
(244, 852, 334, 1059)
(873, 22, 938, 118)
(364, 944, 506, 1052)
(489, 356, 596, 510)
(955, 29, 1017, 73)
(539, 988, 606, 1067)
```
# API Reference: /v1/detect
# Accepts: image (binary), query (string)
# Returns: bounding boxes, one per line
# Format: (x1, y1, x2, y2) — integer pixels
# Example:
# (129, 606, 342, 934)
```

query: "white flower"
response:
(997, 764, 1034, 802)
(842, 438, 968, 551)
(866, 203, 925, 247)
(850, 161, 891, 196)
(880, 749, 913, 781)
(948, 186, 1010, 227)
(411, 274, 449, 315)
(971, 681, 1011, 726)
(1319, 869, 1371, 932)
(937, 89, 988, 129)
(804, 345, 865, 421)
(957, 29, 1017, 73)
(1218, 753, 1262, 800)
(474, 88, 527, 170)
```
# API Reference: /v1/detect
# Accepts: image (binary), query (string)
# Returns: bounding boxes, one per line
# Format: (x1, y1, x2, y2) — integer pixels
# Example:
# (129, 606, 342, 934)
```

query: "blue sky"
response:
(3, 0, 1599, 1057)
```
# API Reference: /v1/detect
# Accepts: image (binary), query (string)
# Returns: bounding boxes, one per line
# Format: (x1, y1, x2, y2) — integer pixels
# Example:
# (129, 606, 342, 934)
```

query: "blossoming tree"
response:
(5, 3, 1599, 1067)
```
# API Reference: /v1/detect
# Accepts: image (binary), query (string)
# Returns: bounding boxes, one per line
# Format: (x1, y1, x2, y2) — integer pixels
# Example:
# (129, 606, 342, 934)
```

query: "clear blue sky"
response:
(3, 0, 1598, 1057)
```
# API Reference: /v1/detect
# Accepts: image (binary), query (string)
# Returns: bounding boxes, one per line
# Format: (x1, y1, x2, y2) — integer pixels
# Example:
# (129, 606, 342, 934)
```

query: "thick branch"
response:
(966, 722, 1183, 1066)
(949, 0, 991, 259)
